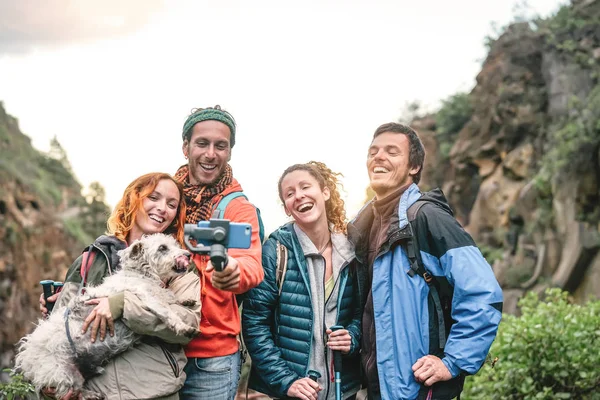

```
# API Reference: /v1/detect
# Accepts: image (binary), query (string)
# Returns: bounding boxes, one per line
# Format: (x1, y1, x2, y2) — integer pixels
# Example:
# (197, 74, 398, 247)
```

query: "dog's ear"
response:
(129, 241, 145, 260)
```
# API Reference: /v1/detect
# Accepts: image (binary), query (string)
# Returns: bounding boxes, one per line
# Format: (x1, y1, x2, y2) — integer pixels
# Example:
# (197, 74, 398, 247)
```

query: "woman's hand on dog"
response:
(207, 256, 241, 291)
(81, 297, 114, 342)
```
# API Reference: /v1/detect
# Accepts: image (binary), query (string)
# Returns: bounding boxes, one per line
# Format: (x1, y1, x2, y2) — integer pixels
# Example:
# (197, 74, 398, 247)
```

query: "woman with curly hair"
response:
(242, 161, 363, 400)
(40, 172, 200, 399)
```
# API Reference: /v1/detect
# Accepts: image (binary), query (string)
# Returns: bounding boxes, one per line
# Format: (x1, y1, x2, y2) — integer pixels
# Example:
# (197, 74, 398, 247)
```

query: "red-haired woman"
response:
(40, 172, 201, 400)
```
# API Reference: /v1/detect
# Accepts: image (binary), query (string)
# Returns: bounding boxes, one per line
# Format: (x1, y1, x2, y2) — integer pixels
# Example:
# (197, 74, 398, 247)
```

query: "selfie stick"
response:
(329, 325, 343, 400)
(184, 220, 230, 271)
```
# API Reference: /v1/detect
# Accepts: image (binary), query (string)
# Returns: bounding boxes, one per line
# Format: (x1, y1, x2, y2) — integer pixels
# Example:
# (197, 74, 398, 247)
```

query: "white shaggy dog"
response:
(15, 233, 199, 400)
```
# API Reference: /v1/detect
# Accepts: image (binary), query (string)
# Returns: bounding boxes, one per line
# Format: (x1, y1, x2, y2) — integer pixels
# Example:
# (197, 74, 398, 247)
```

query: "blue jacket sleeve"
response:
(241, 239, 299, 397)
(423, 209, 503, 376)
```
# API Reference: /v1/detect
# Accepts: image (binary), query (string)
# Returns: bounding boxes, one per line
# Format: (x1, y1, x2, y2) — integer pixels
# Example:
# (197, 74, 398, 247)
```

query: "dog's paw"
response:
(177, 324, 200, 338)
(178, 299, 197, 307)
(187, 328, 201, 338)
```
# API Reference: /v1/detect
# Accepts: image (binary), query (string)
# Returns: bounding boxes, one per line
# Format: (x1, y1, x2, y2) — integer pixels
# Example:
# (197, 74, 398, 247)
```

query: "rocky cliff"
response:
(0, 102, 104, 375)
(415, 0, 600, 313)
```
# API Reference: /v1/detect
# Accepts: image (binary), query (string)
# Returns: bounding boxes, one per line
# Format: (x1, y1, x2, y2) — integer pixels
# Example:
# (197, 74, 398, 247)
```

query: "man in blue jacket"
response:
(347, 122, 503, 400)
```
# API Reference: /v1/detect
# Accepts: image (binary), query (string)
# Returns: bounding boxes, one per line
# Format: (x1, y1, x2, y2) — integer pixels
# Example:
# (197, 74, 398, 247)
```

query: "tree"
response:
(48, 136, 73, 174)
(82, 181, 110, 238)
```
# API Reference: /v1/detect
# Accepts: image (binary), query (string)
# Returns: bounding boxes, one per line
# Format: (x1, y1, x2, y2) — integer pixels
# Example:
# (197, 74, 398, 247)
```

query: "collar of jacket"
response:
(91, 235, 128, 271)
(292, 224, 355, 263)
(348, 183, 422, 264)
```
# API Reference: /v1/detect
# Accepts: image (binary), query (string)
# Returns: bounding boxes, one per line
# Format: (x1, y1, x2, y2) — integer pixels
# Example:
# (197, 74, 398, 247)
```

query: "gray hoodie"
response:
(293, 224, 357, 400)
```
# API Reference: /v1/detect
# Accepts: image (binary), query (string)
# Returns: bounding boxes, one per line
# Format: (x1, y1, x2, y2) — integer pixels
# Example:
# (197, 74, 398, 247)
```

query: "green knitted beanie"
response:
(182, 106, 237, 147)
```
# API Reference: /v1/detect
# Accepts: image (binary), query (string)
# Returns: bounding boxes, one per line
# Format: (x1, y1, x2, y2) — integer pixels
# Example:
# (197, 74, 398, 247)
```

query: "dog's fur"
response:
(15, 233, 199, 400)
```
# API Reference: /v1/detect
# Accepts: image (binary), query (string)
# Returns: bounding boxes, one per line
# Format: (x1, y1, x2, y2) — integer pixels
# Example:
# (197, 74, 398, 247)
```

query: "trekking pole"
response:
(307, 369, 321, 382)
(329, 325, 343, 400)
(40, 280, 55, 313)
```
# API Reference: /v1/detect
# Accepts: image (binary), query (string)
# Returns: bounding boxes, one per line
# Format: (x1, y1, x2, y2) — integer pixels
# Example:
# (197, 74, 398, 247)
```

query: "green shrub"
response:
(463, 289, 600, 399)
(0, 369, 35, 400)
(436, 93, 473, 137)
(435, 92, 473, 158)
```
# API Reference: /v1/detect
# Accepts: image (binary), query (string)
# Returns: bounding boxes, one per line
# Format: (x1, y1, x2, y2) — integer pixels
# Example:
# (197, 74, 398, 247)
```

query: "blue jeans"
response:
(180, 352, 241, 400)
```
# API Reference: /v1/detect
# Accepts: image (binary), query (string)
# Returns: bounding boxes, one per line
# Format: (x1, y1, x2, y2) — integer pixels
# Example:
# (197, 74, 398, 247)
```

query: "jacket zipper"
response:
(160, 344, 180, 377)
(322, 257, 350, 400)
(320, 254, 331, 400)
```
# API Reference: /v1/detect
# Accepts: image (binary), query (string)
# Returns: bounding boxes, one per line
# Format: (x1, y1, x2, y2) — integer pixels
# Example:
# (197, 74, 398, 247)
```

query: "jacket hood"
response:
(347, 184, 453, 262)
(391, 184, 454, 231)
(93, 235, 128, 271)
(267, 222, 293, 243)
(417, 187, 453, 216)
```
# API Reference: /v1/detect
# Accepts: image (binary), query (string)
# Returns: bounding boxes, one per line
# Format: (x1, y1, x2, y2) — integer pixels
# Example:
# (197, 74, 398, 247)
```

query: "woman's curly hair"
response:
(107, 173, 186, 246)
(278, 161, 347, 233)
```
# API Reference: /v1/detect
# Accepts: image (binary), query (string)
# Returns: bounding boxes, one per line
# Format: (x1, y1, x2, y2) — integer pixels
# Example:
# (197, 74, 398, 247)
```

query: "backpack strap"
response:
(213, 192, 248, 218)
(275, 241, 288, 295)
(79, 245, 95, 295)
(404, 200, 448, 349)
(213, 191, 265, 243)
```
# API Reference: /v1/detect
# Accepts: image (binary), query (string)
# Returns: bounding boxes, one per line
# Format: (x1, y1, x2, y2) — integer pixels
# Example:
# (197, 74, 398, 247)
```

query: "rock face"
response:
(417, 0, 600, 310)
(0, 103, 84, 375)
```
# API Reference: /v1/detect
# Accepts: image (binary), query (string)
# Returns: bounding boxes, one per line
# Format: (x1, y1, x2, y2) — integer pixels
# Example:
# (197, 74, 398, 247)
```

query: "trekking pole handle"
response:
(40, 280, 55, 313)
(329, 325, 344, 372)
(307, 370, 321, 382)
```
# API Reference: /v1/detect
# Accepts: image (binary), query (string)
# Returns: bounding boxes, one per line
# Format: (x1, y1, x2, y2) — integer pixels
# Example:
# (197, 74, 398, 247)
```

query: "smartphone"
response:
(184, 220, 252, 250)
(197, 220, 252, 249)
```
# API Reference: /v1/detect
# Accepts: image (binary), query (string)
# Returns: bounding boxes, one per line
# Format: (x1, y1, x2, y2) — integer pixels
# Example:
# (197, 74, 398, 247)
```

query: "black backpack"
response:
(403, 198, 465, 399)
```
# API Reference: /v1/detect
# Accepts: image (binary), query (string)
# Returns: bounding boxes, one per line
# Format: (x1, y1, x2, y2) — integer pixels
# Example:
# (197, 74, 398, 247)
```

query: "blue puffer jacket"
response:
(348, 184, 503, 400)
(242, 223, 363, 399)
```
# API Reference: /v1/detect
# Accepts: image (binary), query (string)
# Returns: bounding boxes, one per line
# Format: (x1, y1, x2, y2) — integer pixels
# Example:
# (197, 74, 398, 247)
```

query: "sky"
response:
(0, 0, 566, 234)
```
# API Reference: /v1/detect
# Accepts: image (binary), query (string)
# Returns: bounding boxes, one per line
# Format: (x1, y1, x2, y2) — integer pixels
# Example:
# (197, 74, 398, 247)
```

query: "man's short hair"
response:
(373, 122, 425, 184)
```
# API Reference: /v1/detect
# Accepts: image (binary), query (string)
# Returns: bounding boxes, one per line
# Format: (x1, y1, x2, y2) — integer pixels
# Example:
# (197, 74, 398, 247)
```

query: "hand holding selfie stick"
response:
(329, 325, 344, 400)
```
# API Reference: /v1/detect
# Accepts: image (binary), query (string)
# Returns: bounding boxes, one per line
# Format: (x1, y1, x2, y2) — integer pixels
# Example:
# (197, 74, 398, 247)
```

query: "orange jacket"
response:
(184, 178, 264, 358)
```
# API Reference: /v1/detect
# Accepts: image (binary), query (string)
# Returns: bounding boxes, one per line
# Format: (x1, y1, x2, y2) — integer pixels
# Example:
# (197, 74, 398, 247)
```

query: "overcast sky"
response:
(0, 0, 565, 234)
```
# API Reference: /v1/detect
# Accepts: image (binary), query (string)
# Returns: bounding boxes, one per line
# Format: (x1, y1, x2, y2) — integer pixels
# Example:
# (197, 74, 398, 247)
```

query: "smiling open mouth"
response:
(200, 163, 217, 171)
(149, 215, 165, 223)
(297, 203, 314, 213)
(373, 167, 389, 174)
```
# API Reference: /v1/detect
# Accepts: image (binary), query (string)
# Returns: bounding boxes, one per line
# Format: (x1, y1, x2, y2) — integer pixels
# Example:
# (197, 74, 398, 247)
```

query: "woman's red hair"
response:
(106, 173, 186, 246)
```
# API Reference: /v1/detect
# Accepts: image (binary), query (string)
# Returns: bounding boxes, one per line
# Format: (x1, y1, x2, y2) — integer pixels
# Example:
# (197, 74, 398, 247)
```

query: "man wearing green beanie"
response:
(174, 105, 264, 400)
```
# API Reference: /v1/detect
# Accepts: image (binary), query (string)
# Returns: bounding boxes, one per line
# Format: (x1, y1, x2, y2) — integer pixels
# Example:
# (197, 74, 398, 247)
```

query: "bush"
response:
(0, 369, 35, 400)
(463, 289, 600, 399)
(436, 93, 473, 137)
(435, 93, 473, 158)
